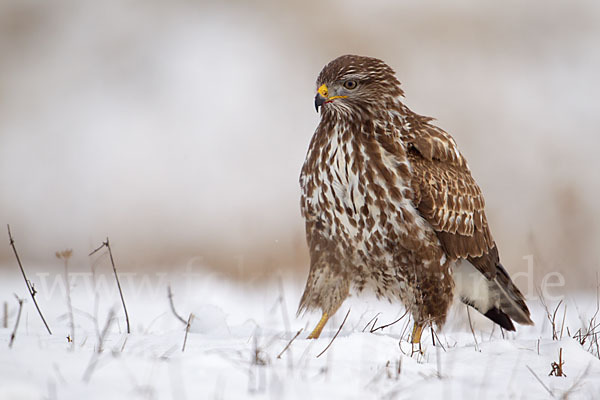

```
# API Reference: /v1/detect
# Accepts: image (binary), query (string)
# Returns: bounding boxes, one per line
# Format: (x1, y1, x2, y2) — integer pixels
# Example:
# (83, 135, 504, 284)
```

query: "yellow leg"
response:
(411, 322, 423, 355)
(307, 312, 330, 339)
(411, 323, 423, 344)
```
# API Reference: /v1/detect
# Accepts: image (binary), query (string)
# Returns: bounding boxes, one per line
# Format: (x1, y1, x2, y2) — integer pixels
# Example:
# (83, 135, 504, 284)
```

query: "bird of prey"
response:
(297, 55, 533, 347)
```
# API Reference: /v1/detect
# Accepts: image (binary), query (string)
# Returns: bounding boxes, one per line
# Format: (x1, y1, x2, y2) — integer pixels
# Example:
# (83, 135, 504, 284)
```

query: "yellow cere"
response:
(317, 84, 347, 101)
(317, 84, 328, 97)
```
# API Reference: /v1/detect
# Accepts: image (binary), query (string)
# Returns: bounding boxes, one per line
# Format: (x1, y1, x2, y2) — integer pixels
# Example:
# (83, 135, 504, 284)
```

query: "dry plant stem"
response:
(489, 322, 497, 341)
(182, 313, 194, 352)
(370, 310, 409, 333)
(400, 317, 412, 343)
(560, 304, 567, 340)
(551, 300, 564, 340)
(526, 365, 554, 398)
(167, 285, 187, 325)
(466, 306, 480, 352)
(277, 329, 303, 359)
(539, 289, 564, 341)
(248, 332, 268, 393)
(317, 309, 350, 358)
(362, 312, 381, 332)
(277, 276, 291, 334)
(89, 237, 131, 334)
(435, 343, 442, 379)
(97, 309, 115, 354)
(430, 327, 446, 351)
(8, 295, 24, 348)
(89, 260, 101, 339)
(58, 251, 75, 350)
(549, 347, 566, 377)
(582, 274, 600, 358)
(561, 362, 591, 398)
(3, 301, 7, 328)
(7, 225, 52, 334)
(252, 332, 269, 366)
(83, 309, 115, 382)
(120, 336, 128, 352)
(65, 271, 75, 347)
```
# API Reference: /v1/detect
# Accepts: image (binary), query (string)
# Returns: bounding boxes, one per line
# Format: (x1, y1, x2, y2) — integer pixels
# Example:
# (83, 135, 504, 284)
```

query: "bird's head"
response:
(314, 55, 404, 116)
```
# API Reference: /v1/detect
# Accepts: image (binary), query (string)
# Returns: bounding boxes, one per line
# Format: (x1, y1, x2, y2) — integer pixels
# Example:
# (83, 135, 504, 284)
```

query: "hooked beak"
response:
(314, 84, 329, 112)
(314, 93, 326, 112)
(313, 83, 347, 113)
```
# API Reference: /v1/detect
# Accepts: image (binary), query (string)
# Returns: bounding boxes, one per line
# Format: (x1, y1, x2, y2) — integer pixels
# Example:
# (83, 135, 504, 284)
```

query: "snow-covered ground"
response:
(1, 265, 599, 399)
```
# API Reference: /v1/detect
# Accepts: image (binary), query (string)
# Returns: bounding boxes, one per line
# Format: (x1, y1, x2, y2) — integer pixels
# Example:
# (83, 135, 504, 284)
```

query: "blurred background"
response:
(1, 0, 598, 290)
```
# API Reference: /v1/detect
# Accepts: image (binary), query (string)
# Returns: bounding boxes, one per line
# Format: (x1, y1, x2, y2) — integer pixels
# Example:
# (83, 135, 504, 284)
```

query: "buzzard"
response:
(297, 55, 533, 347)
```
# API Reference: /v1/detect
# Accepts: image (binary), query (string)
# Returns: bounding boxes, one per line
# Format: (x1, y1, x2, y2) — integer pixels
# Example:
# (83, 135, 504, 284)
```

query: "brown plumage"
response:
(298, 55, 533, 342)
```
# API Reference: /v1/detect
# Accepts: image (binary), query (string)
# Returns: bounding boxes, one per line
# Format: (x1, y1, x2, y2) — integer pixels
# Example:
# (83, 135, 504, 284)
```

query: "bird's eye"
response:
(343, 80, 358, 90)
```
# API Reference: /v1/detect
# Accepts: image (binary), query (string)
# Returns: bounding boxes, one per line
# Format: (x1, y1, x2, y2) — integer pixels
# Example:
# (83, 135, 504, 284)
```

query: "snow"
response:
(1, 269, 599, 400)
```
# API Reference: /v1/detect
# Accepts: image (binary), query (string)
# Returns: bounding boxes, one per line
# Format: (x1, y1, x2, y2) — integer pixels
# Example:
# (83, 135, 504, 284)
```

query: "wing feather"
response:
(406, 123, 497, 279)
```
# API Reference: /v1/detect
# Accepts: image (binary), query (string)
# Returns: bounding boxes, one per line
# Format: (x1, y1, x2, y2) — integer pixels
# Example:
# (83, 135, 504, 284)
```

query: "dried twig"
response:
(539, 287, 563, 341)
(89, 237, 130, 334)
(248, 330, 269, 394)
(277, 329, 302, 359)
(3, 301, 7, 329)
(277, 276, 291, 334)
(466, 306, 480, 352)
(431, 326, 447, 352)
(489, 321, 496, 341)
(167, 285, 187, 325)
(559, 303, 567, 340)
(182, 313, 194, 352)
(120, 336, 128, 352)
(89, 258, 102, 340)
(252, 332, 269, 366)
(551, 300, 564, 340)
(584, 276, 600, 346)
(560, 362, 591, 399)
(370, 310, 409, 333)
(526, 365, 555, 398)
(8, 294, 24, 348)
(362, 313, 381, 332)
(399, 316, 412, 343)
(435, 343, 443, 379)
(97, 309, 115, 354)
(7, 225, 52, 334)
(317, 309, 350, 358)
(549, 347, 566, 377)
(56, 249, 75, 349)
(83, 309, 115, 382)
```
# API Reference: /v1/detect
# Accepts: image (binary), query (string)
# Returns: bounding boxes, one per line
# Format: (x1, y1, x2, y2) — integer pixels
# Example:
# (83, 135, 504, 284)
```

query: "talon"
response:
(308, 312, 329, 339)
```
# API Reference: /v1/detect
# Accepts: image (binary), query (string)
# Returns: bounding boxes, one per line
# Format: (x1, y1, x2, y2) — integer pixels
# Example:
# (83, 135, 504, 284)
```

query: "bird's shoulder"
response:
(401, 114, 497, 276)
(401, 112, 466, 167)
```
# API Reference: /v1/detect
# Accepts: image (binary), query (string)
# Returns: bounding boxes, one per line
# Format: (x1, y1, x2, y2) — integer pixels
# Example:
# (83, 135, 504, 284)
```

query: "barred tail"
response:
(454, 261, 533, 331)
